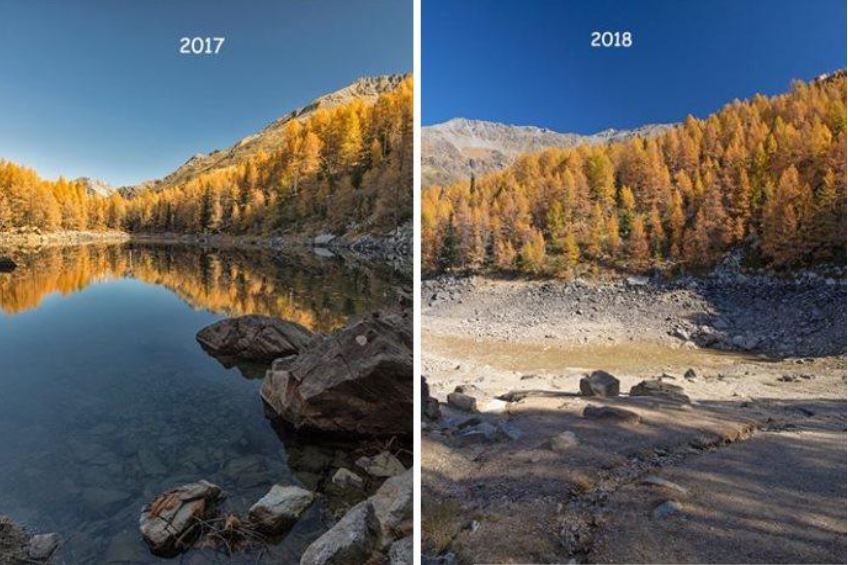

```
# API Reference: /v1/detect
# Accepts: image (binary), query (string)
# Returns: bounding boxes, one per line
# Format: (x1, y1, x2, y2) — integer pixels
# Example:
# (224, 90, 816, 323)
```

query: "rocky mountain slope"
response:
(422, 118, 670, 187)
(121, 74, 410, 196)
(74, 177, 115, 197)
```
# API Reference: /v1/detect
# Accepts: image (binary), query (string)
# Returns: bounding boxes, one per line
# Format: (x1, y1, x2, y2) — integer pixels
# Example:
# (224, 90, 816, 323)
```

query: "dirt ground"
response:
(422, 276, 847, 564)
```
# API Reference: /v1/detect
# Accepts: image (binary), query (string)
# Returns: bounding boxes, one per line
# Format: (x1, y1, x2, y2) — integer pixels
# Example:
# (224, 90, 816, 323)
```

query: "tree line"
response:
(423, 73, 846, 274)
(0, 76, 413, 237)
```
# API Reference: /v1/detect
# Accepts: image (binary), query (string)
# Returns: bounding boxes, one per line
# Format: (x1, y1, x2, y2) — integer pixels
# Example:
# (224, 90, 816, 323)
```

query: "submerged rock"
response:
(247, 485, 314, 533)
(580, 370, 620, 397)
(261, 310, 412, 436)
(299, 501, 381, 565)
(139, 480, 222, 557)
(196, 315, 313, 364)
(27, 533, 61, 561)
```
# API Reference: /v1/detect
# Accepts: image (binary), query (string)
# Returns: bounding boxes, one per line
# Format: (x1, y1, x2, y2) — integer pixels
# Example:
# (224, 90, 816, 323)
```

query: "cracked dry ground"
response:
(422, 285, 846, 564)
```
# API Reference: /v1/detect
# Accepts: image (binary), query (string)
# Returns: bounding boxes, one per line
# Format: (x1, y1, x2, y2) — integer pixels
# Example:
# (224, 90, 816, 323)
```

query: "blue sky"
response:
(424, 0, 846, 130)
(0, 0, 411, 186)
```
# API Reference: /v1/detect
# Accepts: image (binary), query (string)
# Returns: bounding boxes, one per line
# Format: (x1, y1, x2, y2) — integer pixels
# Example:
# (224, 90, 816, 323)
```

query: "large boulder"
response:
(299, 469, 413, 565)
(299, 501, 381, 565)
(196, 315, 313, 364)
(261, 310, 412, 436)
(370, 469, 413, 548)
(247, 485, 314, 533)
(139, 480, 222, 557)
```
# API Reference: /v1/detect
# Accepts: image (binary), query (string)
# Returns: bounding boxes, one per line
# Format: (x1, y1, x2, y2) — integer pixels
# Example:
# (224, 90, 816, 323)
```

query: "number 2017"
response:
(591, 31, 632, 48)
(179, 37, 225, 55)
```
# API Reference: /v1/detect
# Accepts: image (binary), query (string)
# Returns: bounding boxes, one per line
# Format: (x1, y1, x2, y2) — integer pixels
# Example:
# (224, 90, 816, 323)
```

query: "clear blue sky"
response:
(424, 0, 846, 130)
(0, 0, 411, 186)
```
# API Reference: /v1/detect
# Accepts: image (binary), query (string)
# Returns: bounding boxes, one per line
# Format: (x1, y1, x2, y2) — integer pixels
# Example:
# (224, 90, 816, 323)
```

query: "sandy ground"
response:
(422, 276, 846, 564)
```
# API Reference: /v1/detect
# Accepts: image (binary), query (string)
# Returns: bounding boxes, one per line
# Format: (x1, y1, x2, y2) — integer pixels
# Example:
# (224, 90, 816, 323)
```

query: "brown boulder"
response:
(196, 315, 313, 364)
(629, 379, 691, 403)
(139, 480, 222, 557)
(261, 310, 412, 436)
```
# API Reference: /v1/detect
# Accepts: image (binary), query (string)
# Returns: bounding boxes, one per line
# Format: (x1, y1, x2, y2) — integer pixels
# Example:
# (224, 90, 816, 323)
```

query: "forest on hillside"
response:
(423, 73, 846, 275)
(0, 77, 413, 237)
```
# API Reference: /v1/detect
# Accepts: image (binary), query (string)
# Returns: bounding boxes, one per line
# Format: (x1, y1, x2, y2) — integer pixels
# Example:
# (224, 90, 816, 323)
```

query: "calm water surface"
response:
(0, 243, 405, 563)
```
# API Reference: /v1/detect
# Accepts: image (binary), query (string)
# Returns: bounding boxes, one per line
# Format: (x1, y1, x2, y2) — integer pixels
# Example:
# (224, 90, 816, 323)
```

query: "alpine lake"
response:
(0, 242, 409, 563)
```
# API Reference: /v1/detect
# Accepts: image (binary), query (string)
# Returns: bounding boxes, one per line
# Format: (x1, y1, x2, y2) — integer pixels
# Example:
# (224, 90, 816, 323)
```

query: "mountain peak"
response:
(423, 117, 671, 187)
(73, 177, 115, 197)
(128, 73, 411, 194)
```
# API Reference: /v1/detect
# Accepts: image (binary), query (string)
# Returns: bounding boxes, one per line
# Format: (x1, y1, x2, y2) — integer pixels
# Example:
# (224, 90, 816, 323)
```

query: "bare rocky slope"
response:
(120, 74, 410, 196)
(422, 118, 670, 187)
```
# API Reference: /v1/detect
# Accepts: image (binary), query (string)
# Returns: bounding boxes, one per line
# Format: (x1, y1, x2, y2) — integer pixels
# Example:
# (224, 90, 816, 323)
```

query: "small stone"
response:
(683, 368, 698, 380)
(583, 405, 641, 424)
(447, 392, 477, 412)
(652, 500, 683, 519)
(579, 370, 620, 397)
(456, 422, 500, 446)
(481, 398, 508, 414)
(356, 451, 405, 477)
(28, 533, 61, 561)
(355, 335, 368, 346)
(549, 431, 579, 452)
(331, 468, 364, 490)
(642, 475, 689, 496)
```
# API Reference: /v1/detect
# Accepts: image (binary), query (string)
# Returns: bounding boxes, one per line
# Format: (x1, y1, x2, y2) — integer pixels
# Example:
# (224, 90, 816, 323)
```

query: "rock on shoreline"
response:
(261, 309, 413, 436)
(196, 315, 314, 364)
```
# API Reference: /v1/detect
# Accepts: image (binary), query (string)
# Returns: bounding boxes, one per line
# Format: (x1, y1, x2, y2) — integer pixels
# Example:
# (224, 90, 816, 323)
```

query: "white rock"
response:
(28, 533, 61, 561)
(331, 468, 364, 490)
(300, 501, 380, 565)
(248, 485, 315, 532)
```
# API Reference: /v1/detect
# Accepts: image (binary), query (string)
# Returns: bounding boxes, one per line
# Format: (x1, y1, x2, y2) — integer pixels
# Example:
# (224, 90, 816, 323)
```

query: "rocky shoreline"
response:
(0, 516, 60, 564)
(130, 307, 414, 563)
(0, 223, 413, 272)
(423, 267, 846, 358)
(422, 268, 846, 564)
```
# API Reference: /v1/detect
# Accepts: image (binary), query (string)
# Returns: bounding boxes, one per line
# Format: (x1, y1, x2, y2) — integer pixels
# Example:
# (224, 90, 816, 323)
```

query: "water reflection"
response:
(0, 243, 405, 331)
(0, 243, 405, 563)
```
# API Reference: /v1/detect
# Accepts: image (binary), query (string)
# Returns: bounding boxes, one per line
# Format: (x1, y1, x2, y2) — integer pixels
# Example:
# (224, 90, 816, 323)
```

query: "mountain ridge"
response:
(121, 73, 410, 196)
(422, 117, 671, 187)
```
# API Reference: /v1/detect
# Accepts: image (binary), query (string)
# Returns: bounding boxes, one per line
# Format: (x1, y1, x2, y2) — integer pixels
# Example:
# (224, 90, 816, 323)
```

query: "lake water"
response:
(0, 243, 406, 563)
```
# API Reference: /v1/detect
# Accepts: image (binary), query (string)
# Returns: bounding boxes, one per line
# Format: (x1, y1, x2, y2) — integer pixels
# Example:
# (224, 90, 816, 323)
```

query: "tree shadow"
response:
(422, 395, 846, 564)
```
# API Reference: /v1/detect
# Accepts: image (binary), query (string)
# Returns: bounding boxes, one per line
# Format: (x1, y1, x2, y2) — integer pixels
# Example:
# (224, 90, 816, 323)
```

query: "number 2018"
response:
(591, 31, 632, 48)
(179, 37, 225, 55)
